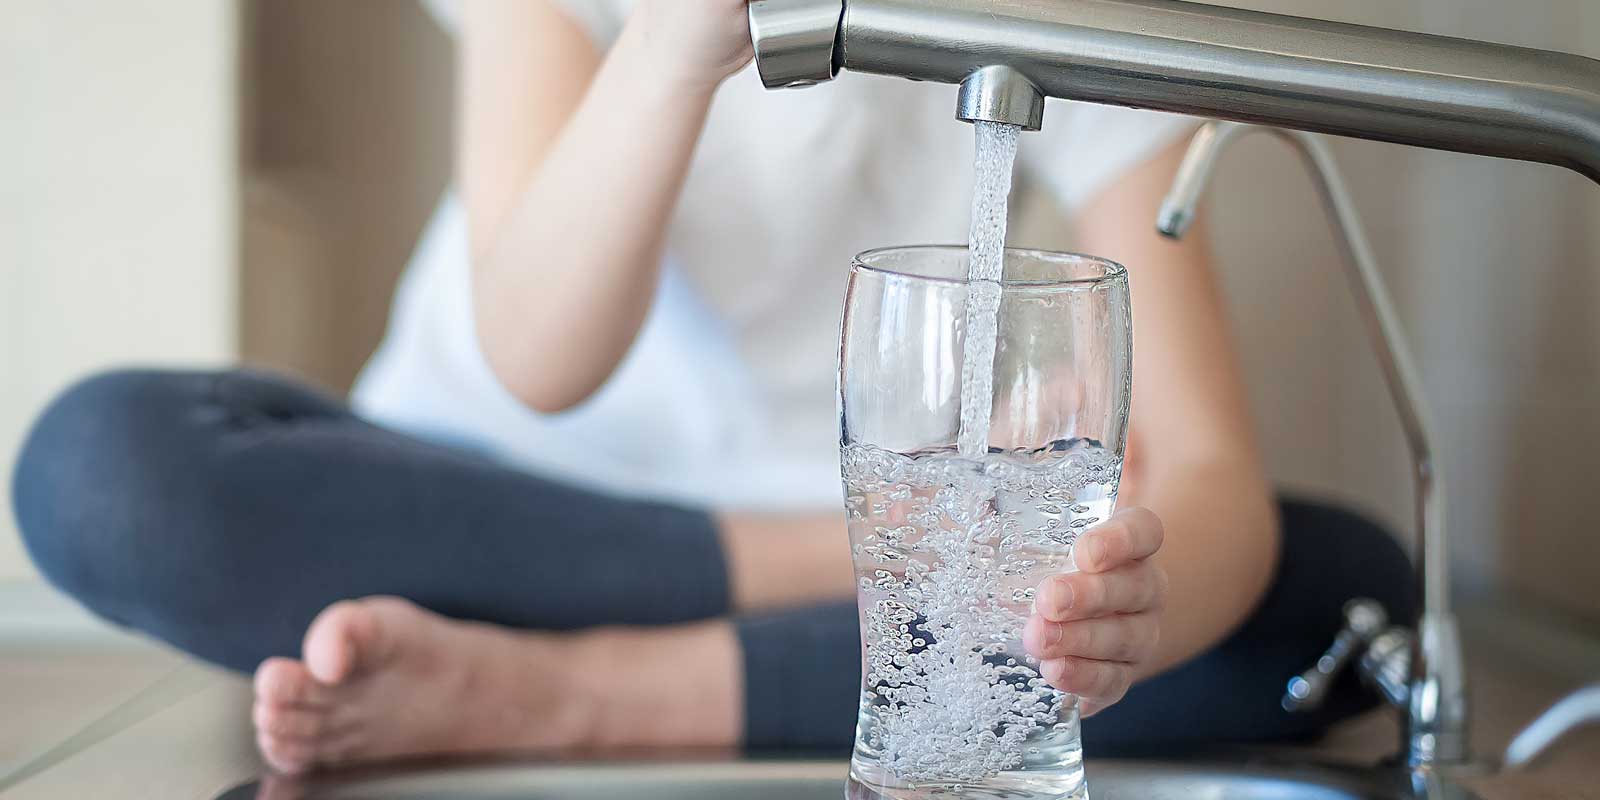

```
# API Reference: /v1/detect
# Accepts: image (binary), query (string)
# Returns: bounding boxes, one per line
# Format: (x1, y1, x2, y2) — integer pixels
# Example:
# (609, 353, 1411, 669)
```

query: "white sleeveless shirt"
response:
(352, 0, 1195, 511)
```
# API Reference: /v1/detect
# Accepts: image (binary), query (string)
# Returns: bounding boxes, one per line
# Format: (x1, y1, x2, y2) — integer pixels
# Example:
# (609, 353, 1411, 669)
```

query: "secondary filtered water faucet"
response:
(1157, 118, 1600, 777)
(748, 0, 1600, 182)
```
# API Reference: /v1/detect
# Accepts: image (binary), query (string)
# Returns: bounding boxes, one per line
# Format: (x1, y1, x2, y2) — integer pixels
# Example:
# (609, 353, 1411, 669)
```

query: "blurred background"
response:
(6, 0, 1595, 624)
(3, 0, 1598, 795)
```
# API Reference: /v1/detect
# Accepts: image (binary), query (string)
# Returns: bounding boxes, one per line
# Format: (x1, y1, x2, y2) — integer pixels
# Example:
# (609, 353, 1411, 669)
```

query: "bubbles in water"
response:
(843, 442, 1121, 784)
(847, 119, 1106, 797)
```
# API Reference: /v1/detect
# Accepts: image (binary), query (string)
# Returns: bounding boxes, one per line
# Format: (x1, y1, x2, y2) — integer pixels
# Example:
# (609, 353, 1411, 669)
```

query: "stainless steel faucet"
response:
(1154, 119, 1600, 775)
(747, 0, 1600, 183)
(749, 0, 1600, 774)
(1157, 120, 1462, 767)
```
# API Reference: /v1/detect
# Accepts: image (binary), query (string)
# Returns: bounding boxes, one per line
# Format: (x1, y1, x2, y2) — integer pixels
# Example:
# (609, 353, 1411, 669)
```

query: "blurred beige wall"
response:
(5, 0, 1594, 624)
(239, 0, 453, 393)
(1023, 0, 1600, 622)
(1186, 0, 1600, 619)
(0, 0, 239, 581)
(236, 0, 1600, 622)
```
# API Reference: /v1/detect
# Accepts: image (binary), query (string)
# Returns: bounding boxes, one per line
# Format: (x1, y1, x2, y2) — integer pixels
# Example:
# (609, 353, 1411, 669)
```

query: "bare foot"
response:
(252, 597, 741, 775)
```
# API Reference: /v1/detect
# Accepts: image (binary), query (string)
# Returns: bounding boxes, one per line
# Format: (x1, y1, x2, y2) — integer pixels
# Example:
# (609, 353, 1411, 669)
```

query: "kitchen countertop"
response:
(3, 582, 1596, 799)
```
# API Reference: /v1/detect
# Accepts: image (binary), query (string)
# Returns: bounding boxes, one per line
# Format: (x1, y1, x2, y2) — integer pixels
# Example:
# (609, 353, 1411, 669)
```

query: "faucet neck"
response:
(751, 0, 1600, 184)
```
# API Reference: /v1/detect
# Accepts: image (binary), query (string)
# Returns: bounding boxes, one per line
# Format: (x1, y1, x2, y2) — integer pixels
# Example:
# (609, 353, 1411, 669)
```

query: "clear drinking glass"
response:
(839, 246, 1133, 800)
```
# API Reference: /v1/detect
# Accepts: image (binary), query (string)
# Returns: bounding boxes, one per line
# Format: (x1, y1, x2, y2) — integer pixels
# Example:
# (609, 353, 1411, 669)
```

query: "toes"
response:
(254, 658, 328, 708)
(253, 701, 327, 740)
(256, 729, 316, 775)
(252, 687, 333, 775)
(303, 602, 363, 685)
(304, 597, 408, 685)
(313, 729, 368, 766)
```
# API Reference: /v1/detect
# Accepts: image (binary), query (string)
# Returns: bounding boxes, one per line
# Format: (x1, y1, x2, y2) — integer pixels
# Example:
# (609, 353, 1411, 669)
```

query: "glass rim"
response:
(852, 244, 1128, 289)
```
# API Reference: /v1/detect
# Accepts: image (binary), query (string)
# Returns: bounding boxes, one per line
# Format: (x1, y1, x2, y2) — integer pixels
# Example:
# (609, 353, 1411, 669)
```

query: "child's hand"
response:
(1024, 508, 1167, 717)
(635, 0, 756, 90)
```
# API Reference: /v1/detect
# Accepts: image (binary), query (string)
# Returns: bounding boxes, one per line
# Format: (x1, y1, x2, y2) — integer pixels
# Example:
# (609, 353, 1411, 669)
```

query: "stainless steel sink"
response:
(215, 758, 1483, 799)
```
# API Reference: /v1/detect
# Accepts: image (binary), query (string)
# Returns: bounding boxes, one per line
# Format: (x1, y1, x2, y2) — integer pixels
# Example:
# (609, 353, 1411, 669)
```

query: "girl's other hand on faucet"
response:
(635, 0, 756, 92)
(1024, 507, 1168, 717)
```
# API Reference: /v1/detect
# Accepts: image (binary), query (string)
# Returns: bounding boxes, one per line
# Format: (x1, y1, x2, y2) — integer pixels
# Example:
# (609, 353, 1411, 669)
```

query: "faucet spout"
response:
(1505, 685, 1600, 770)
(957, 66, 1046, 131)
(751, 0, 1600, 183)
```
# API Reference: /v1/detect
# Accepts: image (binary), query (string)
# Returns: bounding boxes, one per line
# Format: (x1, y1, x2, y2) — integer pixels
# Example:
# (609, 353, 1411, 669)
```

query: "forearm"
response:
(718, 512, 856, 613)
(1070, 135, 1280, 678)
(473, 18, 716, 412)
(1130, 456, 1279, 678)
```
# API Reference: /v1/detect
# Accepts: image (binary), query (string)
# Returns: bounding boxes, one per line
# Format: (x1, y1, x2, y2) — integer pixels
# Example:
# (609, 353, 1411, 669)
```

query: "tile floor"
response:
(0, 583, 258, 798)
(3, 581, 1596, 799)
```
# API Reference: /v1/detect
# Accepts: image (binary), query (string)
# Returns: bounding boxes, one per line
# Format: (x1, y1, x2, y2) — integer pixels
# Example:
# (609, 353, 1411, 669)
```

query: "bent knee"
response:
(11, 370, 216, 606)
(1278, 497, 1417, 627)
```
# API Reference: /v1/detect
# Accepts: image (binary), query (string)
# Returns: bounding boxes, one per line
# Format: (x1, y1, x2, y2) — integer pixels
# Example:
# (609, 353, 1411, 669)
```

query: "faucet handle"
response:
(748, 0, 844, 89)
(1358, 626, 1413, 708)
(1283, 599, 1389, 712)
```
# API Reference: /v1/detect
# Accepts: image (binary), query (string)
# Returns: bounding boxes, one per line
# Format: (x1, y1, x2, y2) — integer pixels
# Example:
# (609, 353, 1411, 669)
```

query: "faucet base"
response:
(1411, 614, 1471, 766)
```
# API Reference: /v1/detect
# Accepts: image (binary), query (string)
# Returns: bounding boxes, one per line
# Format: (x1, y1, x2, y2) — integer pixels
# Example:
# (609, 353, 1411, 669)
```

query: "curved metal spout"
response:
(750, 0, 1600, 183)
(1158, 121, 1464, 766)
(1504, 685, 1600, 770)
(957, 65, 1046, 131)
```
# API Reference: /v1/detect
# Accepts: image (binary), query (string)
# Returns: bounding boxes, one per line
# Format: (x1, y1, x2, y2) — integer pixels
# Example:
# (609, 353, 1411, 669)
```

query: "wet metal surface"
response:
(4, 584, 1591, 799)
(214, 757, 1480, 800)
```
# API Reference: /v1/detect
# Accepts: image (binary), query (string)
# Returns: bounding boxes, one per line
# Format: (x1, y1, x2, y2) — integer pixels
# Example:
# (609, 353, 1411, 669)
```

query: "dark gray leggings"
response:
(11, 369, 1416, 754)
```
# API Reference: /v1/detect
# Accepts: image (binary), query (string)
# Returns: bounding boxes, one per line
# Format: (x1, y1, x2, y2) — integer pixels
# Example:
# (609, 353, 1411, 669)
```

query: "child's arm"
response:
(461, 0, 753, 413)
(1025, 138, 1278, 715)
(1081, 138, 1278, 677)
